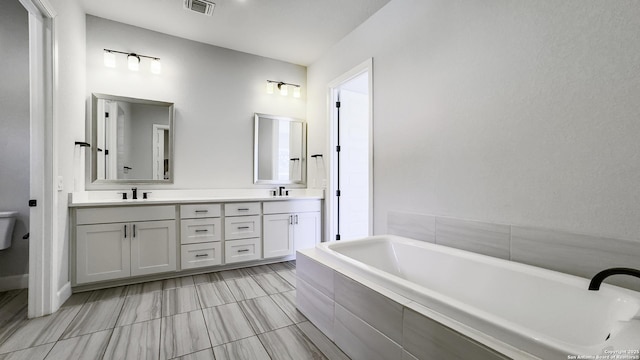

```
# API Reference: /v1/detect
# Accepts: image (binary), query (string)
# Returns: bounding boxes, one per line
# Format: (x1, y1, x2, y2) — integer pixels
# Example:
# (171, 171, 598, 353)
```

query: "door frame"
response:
(20, 0, 58, 318)
(152, 124, 169, 180)
(326, 58, 374, 242)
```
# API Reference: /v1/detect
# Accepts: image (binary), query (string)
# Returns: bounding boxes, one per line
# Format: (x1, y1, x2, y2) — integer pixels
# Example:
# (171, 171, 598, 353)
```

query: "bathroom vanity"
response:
(68, 191, 322, 291)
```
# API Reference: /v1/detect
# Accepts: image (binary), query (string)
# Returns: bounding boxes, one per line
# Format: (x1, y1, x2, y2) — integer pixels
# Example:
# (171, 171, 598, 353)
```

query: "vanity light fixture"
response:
(103, 48, 162, 74)
(266, 80, 301, 98)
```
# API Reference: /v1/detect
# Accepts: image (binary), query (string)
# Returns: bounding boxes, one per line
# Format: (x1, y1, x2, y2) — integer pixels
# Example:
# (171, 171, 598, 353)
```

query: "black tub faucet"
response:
(588, 268, 640, 291)
(132, 187, 138, 200)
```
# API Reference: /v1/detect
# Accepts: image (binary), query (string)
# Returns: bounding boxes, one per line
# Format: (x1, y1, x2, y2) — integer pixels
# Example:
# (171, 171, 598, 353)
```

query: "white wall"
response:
(0, 0, 30, 280)
(86, 15, 306, 189)
(308, 0, 640, 241)
(50, 0, 86, 299)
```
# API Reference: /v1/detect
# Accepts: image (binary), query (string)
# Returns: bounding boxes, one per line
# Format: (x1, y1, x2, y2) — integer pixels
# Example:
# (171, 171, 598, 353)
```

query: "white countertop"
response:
(69, 189, 324, 207)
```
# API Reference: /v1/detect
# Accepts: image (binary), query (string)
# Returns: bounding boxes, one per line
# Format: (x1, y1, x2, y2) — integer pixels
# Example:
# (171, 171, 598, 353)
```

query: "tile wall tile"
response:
(435, 217, 511, 259)
(296, 254, 334, 298)
(387, 211, 435, 242)
(334, 273, 403, 344)
(296, 279, 335, 341)
(511, 226, 640, 291)
(333, 304, 402, 360)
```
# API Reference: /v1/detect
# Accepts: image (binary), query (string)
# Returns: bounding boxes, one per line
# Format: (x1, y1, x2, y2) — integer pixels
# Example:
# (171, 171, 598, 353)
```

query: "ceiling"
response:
(79, 0, 391, 66)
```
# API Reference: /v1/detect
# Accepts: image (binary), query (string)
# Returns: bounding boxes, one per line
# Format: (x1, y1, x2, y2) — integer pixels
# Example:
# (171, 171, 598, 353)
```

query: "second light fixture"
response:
(103, 49, 162, 74)
(266, 80, 301, 98)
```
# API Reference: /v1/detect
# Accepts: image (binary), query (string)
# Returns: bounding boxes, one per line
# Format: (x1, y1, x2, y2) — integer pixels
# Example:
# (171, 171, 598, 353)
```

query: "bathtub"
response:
(313, 235, 640, 359)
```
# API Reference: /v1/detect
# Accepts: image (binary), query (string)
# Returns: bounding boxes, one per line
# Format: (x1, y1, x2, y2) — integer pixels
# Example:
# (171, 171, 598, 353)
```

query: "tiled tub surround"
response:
(296, 240, 640, 360)
(0, 262, 351, 360)
(388, 211, 640, 292)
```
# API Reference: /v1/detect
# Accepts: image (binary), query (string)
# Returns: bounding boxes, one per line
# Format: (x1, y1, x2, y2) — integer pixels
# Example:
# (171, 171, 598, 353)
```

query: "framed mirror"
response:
(87, 93, 174, 188)
(254, 113, 306, 185)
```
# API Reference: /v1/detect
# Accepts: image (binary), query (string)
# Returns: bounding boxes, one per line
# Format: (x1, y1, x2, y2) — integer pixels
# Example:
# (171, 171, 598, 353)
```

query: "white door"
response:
(153, 124, 169, 180)
(130, 220, 177, 276)
(76, 223, 130, 284)
(263, 213, 293, 258)
(294, 212, 321, 252)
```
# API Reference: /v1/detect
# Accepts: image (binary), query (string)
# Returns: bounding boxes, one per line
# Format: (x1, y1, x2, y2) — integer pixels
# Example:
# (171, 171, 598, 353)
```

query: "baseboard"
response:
(0, 274, 29, 291)
(54, 282, 72, 310)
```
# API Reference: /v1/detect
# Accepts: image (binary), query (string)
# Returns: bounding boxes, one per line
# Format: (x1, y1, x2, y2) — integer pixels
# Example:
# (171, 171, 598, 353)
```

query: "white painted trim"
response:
(0, 274, 29, 292)
(326, 58, 374, 242)
(53, 281, 71, 310)
(22, 0, 59, 318)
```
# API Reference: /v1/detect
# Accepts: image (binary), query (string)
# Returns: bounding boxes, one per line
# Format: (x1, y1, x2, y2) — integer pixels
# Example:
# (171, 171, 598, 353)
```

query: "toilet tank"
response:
(0, 211, 18, 250)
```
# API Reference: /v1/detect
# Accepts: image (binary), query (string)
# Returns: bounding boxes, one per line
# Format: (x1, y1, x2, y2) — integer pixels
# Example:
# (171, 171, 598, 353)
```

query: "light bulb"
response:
(279, 83, 288, 96)
(266, 81, 274, 94)
(127, 54, 140, 71)
(150, 58, 162, 74)
(293, 86, 301, 98)
(103, 50, 116, 68)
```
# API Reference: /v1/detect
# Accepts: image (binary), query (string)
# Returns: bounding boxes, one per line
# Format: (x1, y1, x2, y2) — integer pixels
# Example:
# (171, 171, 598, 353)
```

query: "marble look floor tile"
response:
(212, 336, 270, 360)
(163, 287, 201, 317)
(61, 296, 125, 339)
(0, 290, 23, 312)
(104, 318, 161, 360)
(117, 291, 162, 326)
(225, 277, 268, 301)
(252, 273, 295, 294)
(160, 310, 210, 360)
(45, 329, 112, 360)
(0, 343, 53, 360)
(202, 303, 255, 346)
(87, 286, 126, 302)
(60, 292, 92, 309)
(126, 281, 163, 296)
(0, 291, 27, 325)
(297, 321, 350, 360)
(219, 269, 251, 281)
(196, 282, 235, 309)
(0, 306, 81, 354)
(170, 348, 215, 360)
(163, 276, 195, 290)
(238, 296, 293, 334)
(268, 262, 295, 272)
(241, 265, 273, 276)
(270, 290, 307, 323)
(258, 325, 327, 360)
(275, 270, 297, 288)
(193, 272, 226, 285)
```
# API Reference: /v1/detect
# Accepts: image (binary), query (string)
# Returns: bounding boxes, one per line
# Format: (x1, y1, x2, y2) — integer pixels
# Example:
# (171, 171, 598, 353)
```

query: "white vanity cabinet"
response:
(224, 202, 262, 264)
(180, 204, 223, 269)
(74, 205, 177, 285)
(263, 200, 321, 259)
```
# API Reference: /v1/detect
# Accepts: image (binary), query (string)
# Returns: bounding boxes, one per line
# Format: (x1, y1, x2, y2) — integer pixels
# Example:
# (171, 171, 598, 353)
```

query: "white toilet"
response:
(0, 211, 18, 250)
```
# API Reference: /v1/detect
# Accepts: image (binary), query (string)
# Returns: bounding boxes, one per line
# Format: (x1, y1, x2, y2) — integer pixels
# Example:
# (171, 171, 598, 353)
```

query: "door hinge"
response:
(336, 234, 341, 240)
(336, 145, 341, 152)
(105, 149, 109, 155)
(336, 190, 341, 197)
(28, 199, 37, 207)
(105, 112, 109, 118)
(336, 101, 341, 108)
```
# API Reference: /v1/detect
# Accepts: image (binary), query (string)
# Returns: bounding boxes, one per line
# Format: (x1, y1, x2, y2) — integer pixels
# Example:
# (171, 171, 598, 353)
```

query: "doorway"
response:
(328, 59, 373, 241)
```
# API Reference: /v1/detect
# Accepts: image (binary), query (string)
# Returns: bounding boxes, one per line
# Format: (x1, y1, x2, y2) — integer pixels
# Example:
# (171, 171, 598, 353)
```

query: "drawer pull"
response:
(237, 208, 249, 211)
(195, 210, 209, 213)
(124, 224, 127, 238)
(195, 229, 209, 233)
(237, 249, 250, 253)
(195, 254, 209, 258)
(237, 226, 250, 230)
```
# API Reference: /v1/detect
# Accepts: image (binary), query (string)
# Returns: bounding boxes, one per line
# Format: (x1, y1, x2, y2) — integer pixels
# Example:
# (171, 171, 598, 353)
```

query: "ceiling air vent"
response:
(183, 0, 215, 16)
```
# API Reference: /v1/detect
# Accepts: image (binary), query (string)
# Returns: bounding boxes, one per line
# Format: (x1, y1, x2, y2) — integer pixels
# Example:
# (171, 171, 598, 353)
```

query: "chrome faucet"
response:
(131, 187, 138, 200)
(588, 268, 640, 291)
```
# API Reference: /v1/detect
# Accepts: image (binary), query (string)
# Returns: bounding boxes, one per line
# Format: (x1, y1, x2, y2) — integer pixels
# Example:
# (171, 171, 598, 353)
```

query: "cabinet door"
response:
(76, 223, 130, 284)
(294, 212, 321, 252)
(131, 220, 177, 276)
(263, 213, 294, 259)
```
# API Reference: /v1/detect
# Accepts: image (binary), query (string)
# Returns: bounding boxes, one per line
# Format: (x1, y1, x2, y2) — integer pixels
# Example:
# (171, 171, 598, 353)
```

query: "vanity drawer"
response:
(224, 238, 261, 264)
(180, 218, 222, 244)
(225, 202, 261, 217)
(180, 204, 221, 219)
(225, 215, 261, 240)
(181, 242, 222, 269)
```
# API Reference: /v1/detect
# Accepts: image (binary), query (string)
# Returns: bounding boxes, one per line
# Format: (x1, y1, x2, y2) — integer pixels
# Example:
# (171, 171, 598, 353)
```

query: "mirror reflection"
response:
(90, 93, 174, 185)
(254, 113, 306, 185)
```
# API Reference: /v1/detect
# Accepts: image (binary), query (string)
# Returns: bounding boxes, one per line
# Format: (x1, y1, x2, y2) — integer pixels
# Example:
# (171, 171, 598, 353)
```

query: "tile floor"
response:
(0, 261, 351, 360)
